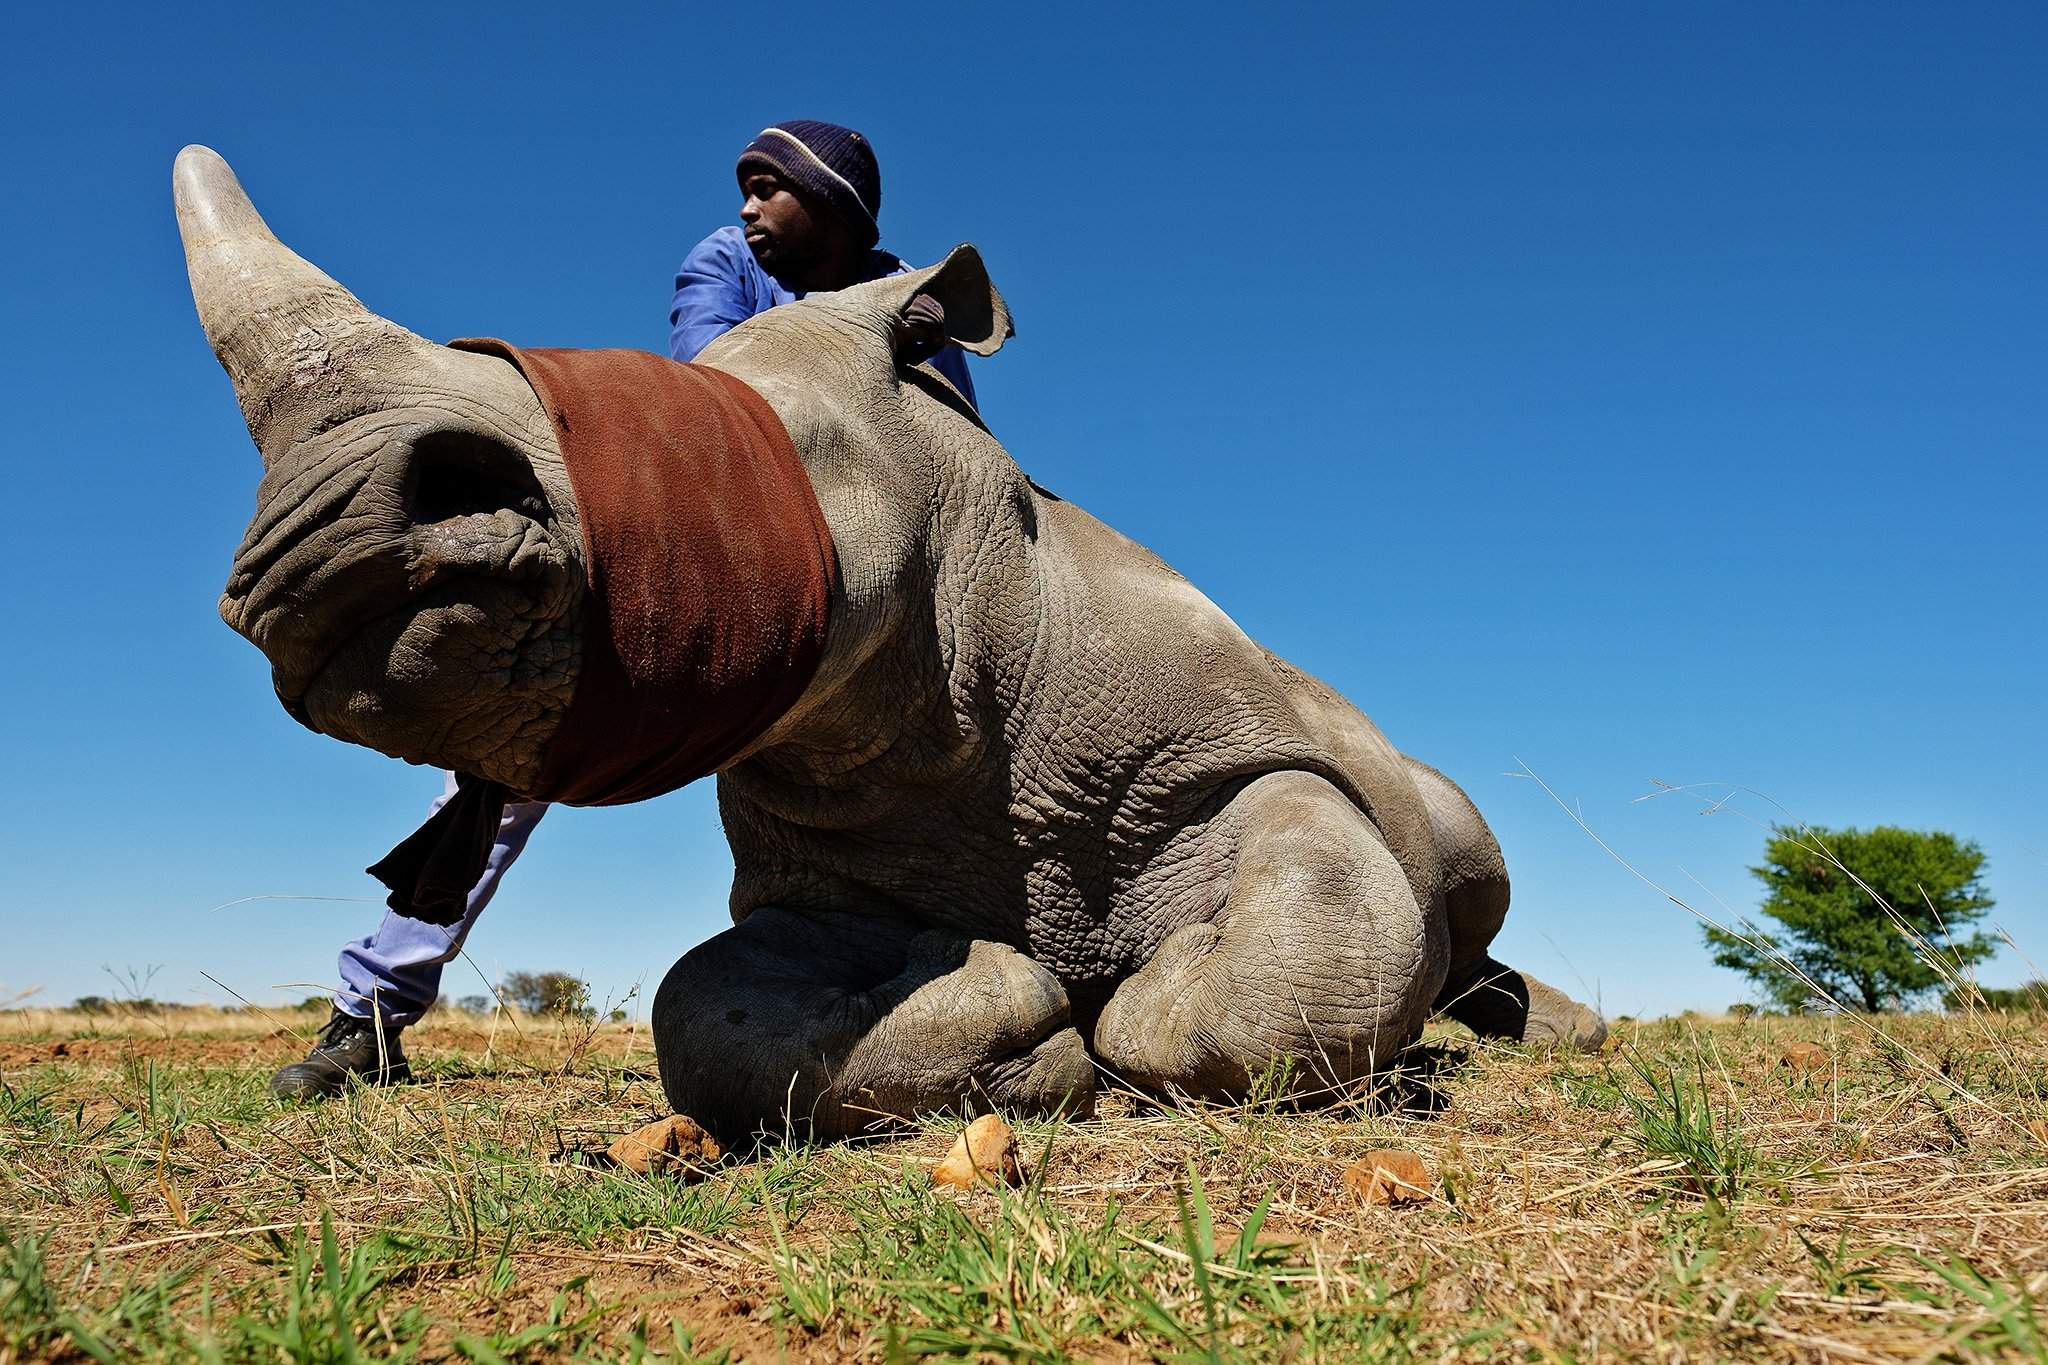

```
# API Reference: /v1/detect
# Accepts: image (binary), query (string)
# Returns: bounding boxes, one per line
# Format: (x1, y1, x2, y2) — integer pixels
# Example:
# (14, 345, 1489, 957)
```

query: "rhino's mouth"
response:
(290, 580, 558, 754)
(225, 423, 573, 719)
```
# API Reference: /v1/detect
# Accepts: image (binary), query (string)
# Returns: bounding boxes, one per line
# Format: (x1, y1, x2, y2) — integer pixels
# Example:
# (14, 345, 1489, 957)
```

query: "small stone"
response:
(932, 1114, 1025, 1189)
(1343, 1149, 1432, 1205)
(1779, 1042, 1830, 1073)
(605, 1115, 721, 1178)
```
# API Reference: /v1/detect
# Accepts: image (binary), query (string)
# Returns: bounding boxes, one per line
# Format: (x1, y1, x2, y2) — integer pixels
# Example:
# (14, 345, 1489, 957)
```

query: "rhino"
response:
(176, 146, 1604, 1144)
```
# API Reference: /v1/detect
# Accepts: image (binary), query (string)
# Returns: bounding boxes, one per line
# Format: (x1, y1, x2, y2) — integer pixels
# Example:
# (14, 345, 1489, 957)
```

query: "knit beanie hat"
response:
(736, 120, 882, 250)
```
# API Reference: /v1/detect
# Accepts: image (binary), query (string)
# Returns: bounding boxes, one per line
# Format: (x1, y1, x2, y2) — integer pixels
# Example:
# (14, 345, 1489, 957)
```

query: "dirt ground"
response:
(2, 1005, 2045, 1362)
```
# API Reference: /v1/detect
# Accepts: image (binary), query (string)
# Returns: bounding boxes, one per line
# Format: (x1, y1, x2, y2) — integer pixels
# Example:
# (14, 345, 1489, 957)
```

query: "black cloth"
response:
(365, 774, 510, 926)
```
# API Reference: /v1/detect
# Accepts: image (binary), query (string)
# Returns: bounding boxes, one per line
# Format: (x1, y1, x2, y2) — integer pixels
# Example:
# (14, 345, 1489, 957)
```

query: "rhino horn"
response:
(173, 145, 427, 462)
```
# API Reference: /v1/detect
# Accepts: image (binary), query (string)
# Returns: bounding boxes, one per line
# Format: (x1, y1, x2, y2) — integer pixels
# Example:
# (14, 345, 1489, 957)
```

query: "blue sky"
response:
(2, 4, 2041, 1019)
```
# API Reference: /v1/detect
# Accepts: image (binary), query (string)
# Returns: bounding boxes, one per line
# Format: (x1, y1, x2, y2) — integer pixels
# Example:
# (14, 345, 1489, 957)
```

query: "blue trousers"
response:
(335, 773, 549, 1026)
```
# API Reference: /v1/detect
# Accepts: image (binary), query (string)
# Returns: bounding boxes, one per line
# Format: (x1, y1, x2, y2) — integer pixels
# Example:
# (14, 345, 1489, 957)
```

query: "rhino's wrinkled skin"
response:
(179, 147, 1605, 1144)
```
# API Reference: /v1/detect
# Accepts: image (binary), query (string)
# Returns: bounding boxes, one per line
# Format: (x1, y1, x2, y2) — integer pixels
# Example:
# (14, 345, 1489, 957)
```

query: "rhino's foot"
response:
(972, 1024, 1098, 1119)
(1435, 954, 1607, 1052)
(653, 907, 1095, 1147)
(1094, 770, 1441, 1102)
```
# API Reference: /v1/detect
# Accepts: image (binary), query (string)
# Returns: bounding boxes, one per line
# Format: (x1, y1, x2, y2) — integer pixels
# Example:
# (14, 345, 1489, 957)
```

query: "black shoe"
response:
(269, 1009, 412, 1100)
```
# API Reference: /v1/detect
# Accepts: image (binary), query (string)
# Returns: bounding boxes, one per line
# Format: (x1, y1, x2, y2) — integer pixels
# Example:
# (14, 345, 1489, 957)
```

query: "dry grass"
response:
(0, 1006, 326, 1044)
(3, 1006, 2046, 1362)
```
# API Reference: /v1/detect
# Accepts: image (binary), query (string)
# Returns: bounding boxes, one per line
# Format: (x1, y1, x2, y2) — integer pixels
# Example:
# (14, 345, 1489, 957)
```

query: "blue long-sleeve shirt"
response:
(668, 225, 977, 407)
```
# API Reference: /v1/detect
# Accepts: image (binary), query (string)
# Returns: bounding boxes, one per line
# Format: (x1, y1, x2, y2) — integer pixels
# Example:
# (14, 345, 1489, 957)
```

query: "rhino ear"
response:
(889, 243, 1013, 358)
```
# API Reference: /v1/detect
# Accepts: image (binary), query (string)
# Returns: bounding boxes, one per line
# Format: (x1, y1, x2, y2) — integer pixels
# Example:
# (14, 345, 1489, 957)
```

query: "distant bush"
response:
(1726, 1003, 1757, 1019)
(499, 971, 593, 1019)
(1946, 981, 2048, 1013)
(71, 997, 195, 1015)
(454, 995, 494, 1015)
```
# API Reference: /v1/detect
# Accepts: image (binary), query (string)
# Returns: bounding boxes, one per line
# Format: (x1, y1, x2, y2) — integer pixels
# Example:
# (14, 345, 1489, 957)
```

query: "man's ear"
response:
(884, 244, 1014, 359)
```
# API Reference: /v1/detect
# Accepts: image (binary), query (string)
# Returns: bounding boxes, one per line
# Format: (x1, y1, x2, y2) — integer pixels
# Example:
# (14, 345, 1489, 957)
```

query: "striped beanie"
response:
(736, 120, 882, 250)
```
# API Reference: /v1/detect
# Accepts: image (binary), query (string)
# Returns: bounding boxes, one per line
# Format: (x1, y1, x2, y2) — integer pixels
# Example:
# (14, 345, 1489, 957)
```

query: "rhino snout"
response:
(222, 418, 568, 714)
(181, 148, 580, 784)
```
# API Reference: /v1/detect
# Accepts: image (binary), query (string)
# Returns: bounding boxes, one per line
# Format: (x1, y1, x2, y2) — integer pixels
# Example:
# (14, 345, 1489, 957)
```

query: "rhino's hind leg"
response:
(1403, 759, 1607, 1052)
(652, 907, 1095, 1145)
(1093, 771, 1446, 1102)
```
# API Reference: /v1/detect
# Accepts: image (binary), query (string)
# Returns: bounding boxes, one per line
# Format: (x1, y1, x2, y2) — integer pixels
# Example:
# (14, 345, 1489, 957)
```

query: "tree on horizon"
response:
(1705, 825, 1997, 1012)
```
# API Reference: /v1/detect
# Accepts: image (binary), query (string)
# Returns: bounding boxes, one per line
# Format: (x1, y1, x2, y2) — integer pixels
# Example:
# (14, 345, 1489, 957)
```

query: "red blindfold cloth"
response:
(367, 342, 839, 925)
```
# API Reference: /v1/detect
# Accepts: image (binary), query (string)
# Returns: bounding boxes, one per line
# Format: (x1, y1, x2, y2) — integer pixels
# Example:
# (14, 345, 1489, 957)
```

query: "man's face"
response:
(739, 169, 837, 274)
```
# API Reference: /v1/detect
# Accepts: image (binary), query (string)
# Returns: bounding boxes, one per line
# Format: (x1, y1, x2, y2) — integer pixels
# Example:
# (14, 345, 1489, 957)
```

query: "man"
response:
(670, 122, 976, 398)
(270, 120, 974, 1099)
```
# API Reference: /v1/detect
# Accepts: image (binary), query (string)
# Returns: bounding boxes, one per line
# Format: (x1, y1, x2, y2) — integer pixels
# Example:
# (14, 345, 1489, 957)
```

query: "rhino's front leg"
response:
(1094, 770, 1448, 1101)
(652, 907, 1095, 1144)
(1434, 954, 1608, 1051)
(1402, 761, 1606, 1052)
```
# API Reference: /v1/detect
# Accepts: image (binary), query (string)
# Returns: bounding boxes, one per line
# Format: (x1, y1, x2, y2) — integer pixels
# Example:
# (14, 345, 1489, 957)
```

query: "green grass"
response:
(5, 1009, 2047, 1361)
(765, 1162, 1465, 1362)
(2, 1214, 432, 1364)
(1614, 1047, 1760, 1218)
